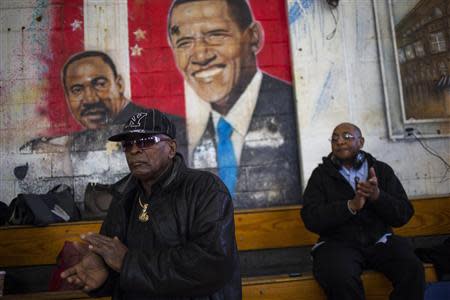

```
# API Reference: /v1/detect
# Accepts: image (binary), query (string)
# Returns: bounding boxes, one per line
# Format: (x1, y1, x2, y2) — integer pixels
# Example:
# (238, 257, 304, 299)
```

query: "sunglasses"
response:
(121, 136, 171, 152)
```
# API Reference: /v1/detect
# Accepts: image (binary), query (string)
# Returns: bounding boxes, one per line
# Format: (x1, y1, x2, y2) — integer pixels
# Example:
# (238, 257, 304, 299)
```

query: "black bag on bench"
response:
(7, 184, 80, 226)
(83, 182, 115, 219)
(416, 237, 450, 281)
(82, 175, 130, 220)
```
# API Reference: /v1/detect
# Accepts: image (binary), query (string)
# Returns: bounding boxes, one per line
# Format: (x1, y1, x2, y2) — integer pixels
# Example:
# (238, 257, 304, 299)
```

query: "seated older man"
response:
(62, 109, 241, 300)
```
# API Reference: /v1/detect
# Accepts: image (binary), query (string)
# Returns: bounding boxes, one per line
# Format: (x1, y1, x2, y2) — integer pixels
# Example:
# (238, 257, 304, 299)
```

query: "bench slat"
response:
(1, 264, 437, 300)
(0, 223, 100, 267)
(241, 263, 437, 300)
(395, 196, 450, 236)
(1, 291, 108, 300)
(0, 195, 448, 267)
(235, 207, 317, 250)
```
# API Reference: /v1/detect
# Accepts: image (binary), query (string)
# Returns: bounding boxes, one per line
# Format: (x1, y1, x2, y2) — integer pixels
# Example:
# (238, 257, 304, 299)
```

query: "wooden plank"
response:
(0, 222, 101, 267)
(235, 207, 317, 250)
(1, 264, 437, 300)
(235, 195, 450, 250)
(0, 208, 315, 267)
(0, 195, 449, 267)
(395, 196, 450, 236)
(1, 291, 108, 300)
(243, 275, 325, 300)
(241, 264, 437, 300)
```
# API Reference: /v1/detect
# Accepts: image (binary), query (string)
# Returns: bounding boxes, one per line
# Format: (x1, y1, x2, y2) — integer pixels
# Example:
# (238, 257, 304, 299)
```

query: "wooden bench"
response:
(1, 195, 449, 299)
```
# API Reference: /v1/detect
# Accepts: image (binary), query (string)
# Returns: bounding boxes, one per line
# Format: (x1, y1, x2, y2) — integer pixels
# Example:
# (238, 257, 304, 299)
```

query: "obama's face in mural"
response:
(168, 0, 262, 114)
(63, 53, 127, 129)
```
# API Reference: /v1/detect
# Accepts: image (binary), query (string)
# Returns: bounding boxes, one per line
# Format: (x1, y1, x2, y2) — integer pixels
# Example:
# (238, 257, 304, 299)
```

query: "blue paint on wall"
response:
(312, 67, 333, 120)
(289, 0, 313, 25)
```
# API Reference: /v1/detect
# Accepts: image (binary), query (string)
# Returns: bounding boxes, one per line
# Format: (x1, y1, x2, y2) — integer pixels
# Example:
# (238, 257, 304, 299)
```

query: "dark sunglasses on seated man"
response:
(121, 135, 172, 152)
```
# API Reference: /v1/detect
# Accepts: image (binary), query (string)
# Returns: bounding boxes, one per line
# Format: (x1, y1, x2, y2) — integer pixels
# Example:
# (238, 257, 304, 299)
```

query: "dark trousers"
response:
(312, 235, 425, 300)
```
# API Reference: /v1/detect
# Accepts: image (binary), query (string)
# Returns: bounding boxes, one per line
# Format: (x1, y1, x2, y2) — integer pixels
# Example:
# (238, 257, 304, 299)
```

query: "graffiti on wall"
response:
(2, 0, 301, 209)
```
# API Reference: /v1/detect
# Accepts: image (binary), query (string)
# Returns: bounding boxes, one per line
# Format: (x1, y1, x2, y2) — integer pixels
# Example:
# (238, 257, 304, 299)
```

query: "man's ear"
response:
(115, 75, 125, 94)
(247, 22, 264, 53)
(359, 137, 365, 149)
(168, 139, 177, 158)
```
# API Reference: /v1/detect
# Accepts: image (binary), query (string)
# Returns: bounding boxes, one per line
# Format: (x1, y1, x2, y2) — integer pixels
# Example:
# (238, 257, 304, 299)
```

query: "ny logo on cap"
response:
(126, 113, 147, 128)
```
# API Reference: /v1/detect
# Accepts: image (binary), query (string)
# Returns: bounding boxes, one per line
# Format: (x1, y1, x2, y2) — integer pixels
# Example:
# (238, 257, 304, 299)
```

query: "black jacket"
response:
(92, 154, 242, 300)
(301, 152, 414, 246)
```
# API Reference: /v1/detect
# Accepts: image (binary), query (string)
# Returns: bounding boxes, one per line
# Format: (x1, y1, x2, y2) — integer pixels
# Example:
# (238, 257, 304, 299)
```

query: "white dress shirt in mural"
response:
(185, 71, 263, 169)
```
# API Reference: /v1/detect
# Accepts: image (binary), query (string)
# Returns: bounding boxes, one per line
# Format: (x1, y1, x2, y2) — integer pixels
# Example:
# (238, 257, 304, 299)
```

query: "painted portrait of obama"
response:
(167, 0, 301, 207)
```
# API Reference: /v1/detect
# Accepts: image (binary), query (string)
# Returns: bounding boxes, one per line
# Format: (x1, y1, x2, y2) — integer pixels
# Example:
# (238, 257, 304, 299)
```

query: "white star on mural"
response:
(70, 19, 83, 31)
(133, 28, 147, 41)
(130, 44, 143, 56)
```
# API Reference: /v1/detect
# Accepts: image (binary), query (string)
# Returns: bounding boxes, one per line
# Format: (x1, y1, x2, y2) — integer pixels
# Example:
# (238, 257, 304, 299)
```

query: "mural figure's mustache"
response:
(80, 102, 110, 117)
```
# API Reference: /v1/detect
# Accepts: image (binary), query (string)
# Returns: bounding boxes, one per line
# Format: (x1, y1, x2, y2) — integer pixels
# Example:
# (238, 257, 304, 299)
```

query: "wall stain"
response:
(29, 0, 50, 75)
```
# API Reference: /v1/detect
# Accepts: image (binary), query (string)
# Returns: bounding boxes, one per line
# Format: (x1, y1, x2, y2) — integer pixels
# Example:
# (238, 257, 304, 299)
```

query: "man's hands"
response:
(358, 167, 380, 201)
(82, 233, 128, 273)
(60, 233, 128, 291)
(348, 192, 366, 212)
(60, 242, 109, 292)
(348, 167, 380, 212)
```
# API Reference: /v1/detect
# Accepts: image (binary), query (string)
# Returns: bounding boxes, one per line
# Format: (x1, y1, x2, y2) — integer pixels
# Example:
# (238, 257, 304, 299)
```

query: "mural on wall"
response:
(1, 0, 301, 209)
(395, 0, 450, 121)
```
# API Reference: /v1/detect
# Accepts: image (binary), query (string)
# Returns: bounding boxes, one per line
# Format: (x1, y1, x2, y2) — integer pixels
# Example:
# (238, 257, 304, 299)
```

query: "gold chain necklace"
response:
(138, 197, 149, 223)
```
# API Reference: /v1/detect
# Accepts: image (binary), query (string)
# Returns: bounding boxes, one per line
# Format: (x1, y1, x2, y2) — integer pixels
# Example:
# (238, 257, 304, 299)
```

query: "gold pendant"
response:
(138, 203, 149, 222)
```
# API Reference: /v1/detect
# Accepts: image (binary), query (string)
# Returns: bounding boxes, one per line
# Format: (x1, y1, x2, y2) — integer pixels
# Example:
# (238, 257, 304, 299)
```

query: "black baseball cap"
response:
(108, 109, 176, 141)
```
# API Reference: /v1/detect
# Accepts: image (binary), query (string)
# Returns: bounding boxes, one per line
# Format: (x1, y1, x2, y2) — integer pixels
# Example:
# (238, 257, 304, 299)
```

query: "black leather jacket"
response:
(301, 152, 414, 246)
(92, 154, 242, 300)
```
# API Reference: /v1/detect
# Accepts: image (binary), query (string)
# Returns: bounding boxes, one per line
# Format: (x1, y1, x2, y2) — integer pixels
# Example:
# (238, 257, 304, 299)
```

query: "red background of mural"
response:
(43, 0, 84, 136)
(43, 0, 292, 137)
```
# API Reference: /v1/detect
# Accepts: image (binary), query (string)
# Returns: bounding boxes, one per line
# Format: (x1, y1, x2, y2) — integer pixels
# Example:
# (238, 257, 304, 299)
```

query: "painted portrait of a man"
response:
(167, 0, 301, 207)
(12, 0, 301, 209)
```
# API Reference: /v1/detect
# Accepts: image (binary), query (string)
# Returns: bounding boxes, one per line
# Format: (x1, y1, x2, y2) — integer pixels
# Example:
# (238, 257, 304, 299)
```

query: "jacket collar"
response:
(121, 153, 187, 199)
(144, 153, 186, 194)
(322, 150, 376, 179)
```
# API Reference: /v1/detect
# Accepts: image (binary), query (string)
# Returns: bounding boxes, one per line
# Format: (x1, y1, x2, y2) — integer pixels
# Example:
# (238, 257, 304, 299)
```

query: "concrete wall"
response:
(289, 0, 449, 196)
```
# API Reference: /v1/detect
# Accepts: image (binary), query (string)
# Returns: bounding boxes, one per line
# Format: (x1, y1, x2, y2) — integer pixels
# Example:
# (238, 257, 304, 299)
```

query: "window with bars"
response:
(433, 7, 443, 18)
(429, 31, 447, 53)
(398, 48, 406, 63)
(405, 44, 416, 60)
(438, 61, 448, 75)
(414, 41, 426, 57)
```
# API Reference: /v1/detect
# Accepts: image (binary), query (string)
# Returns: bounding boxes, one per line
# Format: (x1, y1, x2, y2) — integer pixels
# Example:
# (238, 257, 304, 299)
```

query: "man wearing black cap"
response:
(61, 109, 241, 300)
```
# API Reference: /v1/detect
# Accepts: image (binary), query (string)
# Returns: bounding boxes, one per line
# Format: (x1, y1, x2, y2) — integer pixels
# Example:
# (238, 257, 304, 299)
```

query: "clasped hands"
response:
(348, 167, 380, 212)
(60, 233, 128, 292)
